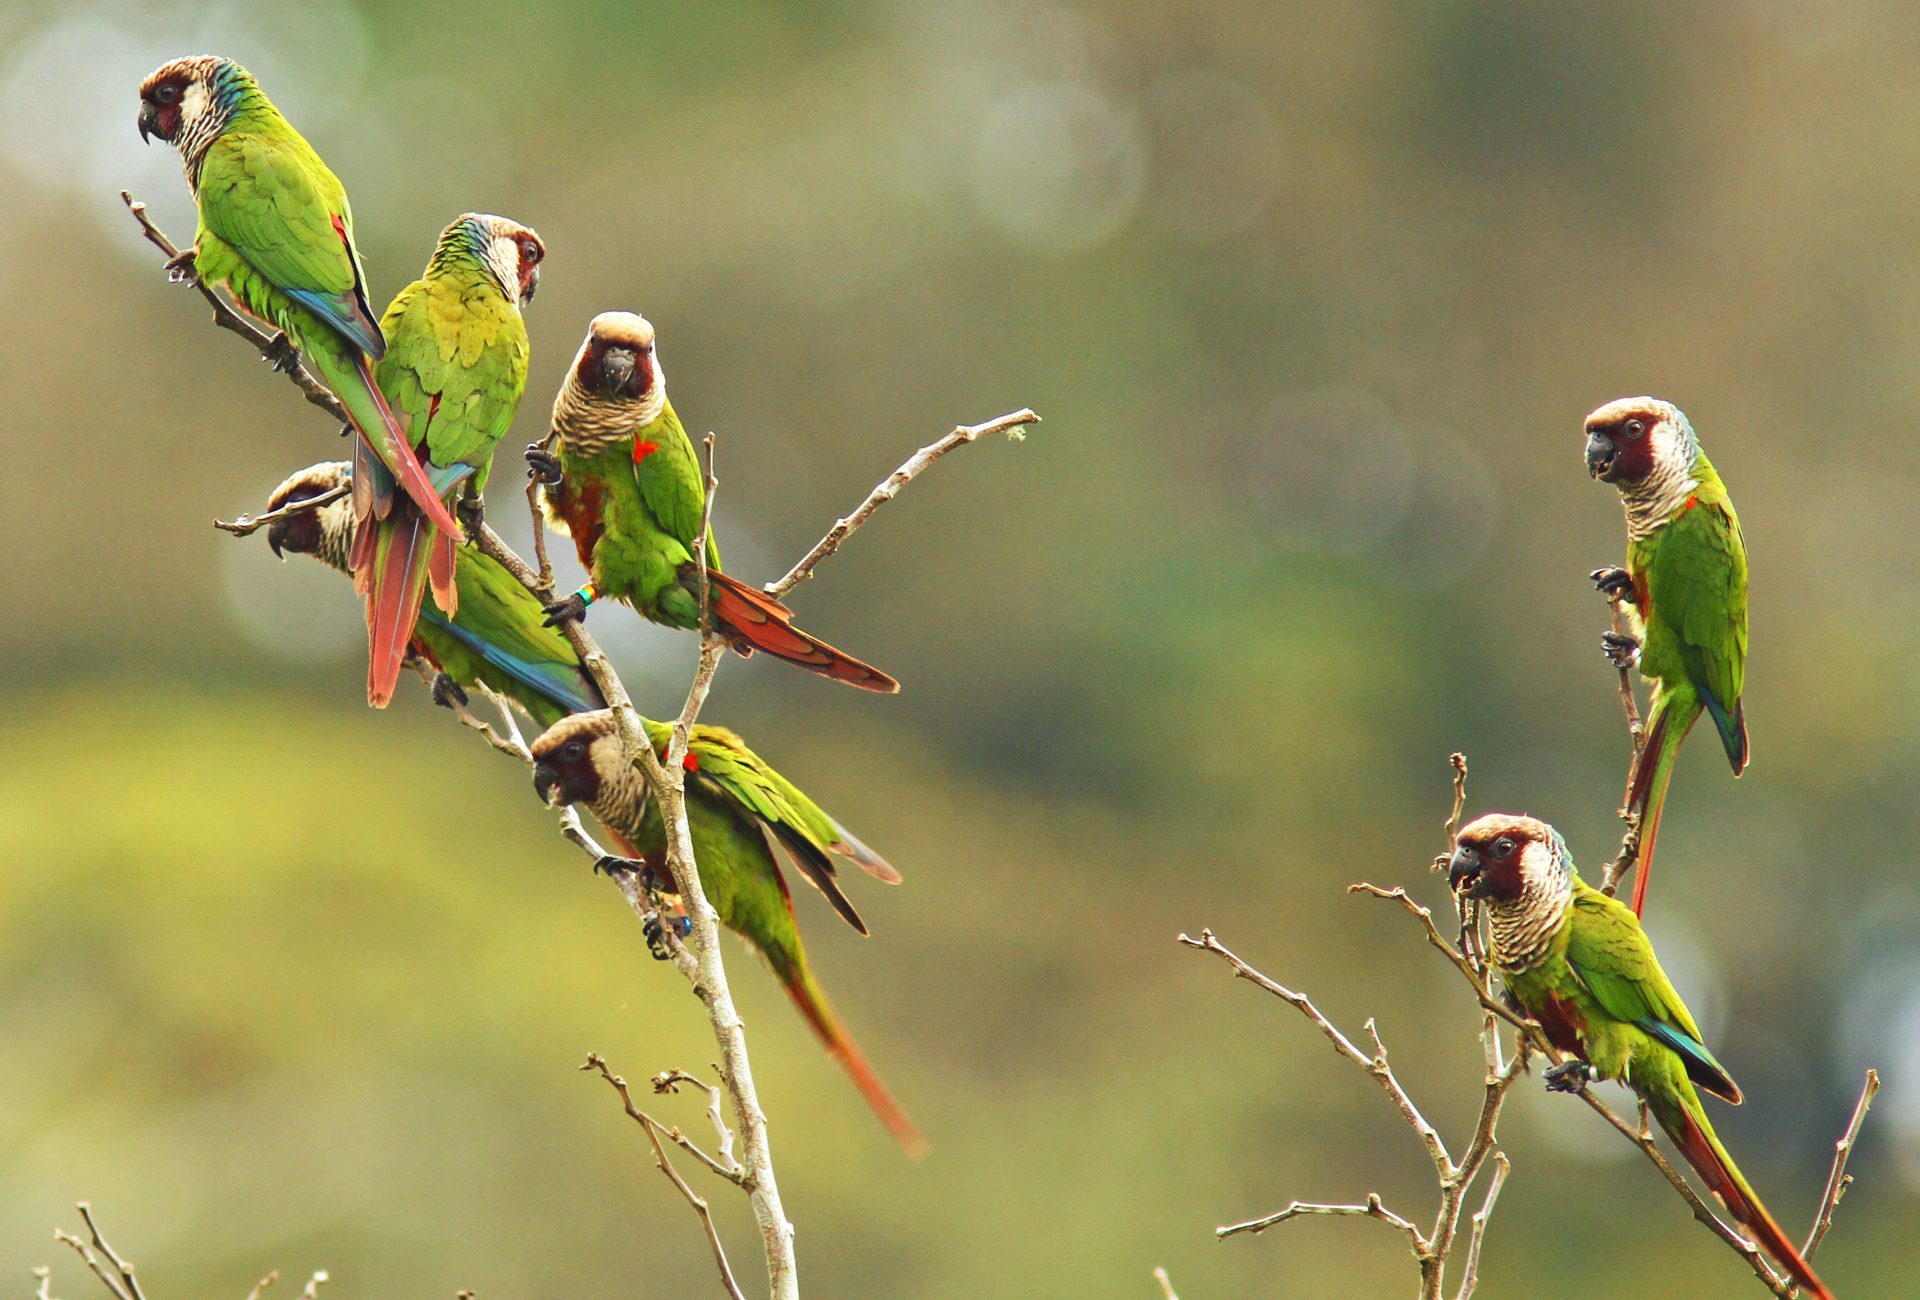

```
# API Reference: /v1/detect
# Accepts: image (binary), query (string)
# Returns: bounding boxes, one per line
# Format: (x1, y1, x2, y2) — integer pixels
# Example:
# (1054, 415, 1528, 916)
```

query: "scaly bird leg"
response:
(542, 585, 594, 628)
(1601, 631, 1641, 669)
(1544, 1060, 1595, 1094)
(525, 444, 564, 486)
(259, 330, 301, 373)
(163, 246, 199, 284)
(430, 673, 470, 710)
(1590, 566, 1636, 604)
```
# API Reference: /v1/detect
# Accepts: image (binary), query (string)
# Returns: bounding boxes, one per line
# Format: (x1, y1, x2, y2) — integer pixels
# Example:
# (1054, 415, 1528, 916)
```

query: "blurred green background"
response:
(3, 1, 1917, 1295)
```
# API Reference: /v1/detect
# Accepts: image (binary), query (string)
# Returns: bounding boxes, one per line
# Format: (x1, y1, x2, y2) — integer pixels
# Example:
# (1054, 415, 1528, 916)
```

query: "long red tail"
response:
(1626, 691, 1704, 917)
(355, 495, 454, 708)
(705, 570, 899, 693)
(775, 952, 927, 1158)
(341, 353, 466, 542)
(1656, 1097, 1833, 1299)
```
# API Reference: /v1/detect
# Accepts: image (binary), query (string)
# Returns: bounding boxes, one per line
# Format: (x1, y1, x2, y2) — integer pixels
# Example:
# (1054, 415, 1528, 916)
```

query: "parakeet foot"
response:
(259, 331, 300, 373)
(163, 247, 199, 285)
(1590, 566, 1635, 603)
(543, 593, 589, 628)
(1544, 1060, 1594, 1093)
(593, 854, 643, 878)
(1601, 631, 1640, 669)
(429, 674, 469, 710)
(457, 495, 485, 535)
(640, 912, 693, 960)
(525, 445, 564, 485)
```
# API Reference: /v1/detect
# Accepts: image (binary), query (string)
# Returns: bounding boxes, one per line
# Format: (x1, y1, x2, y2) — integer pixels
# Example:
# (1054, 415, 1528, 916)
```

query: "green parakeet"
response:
(261, 462, 593, 730)
(137, 55, 462, 543)
(1585, 397, 1749, 916)
(354, 213, 543, 707)
(530, 312, 899, 693)
(1449, 815, 1831, 1299)
(528, 708, 923, 1154)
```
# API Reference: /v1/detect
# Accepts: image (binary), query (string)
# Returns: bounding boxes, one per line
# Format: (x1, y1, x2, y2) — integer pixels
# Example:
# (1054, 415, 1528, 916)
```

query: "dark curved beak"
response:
(522, 264, 539, 306)
(1447, 846, 1482, 895)
(266, 516, 291, 558)
(1585, 433, 1616, 479)
(598, 345, 637, 396)
(532, 763, 565, 806)
(137, 103, 157, 144)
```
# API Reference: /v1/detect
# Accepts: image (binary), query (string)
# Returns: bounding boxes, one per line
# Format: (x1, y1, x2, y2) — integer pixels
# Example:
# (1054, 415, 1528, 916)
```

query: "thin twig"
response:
(766, 408, 1041, 597)
(1176, 930, 1451, 1183)
(1151, 1266, 1180, 1300)
(214, 482, 351, 537)
(122, 194, 347, 426)
(1217, 1195, 1422, 1245)
(245, 1272, 280, 1300)
(1453, 1152, 1510, 1300)
(34, 1267, 56, 1300)
(583, 1055, 747, 1300)
(1801, 1069, 1879, 1266)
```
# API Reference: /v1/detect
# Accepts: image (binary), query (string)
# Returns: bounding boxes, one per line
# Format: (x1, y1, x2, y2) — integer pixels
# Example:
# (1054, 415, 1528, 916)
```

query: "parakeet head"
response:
(551, 313, 666, 449)
(530, 709, 635, 812)
(433, 214, 545, 307)
(263, 461, 353, 569)
(1448, 814, 1568, 903)
(1583, 396, 1698, 489)
(576, 312, 660, 401)
(138, 55, 252, 158)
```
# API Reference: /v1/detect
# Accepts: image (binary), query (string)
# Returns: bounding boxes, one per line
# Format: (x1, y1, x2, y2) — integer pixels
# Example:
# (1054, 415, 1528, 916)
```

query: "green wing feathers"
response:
(1645, 490, 1749, 771)
(195, 132, 382, 355)
(376, 276, 530, 477)
(633, 403, 713, 553)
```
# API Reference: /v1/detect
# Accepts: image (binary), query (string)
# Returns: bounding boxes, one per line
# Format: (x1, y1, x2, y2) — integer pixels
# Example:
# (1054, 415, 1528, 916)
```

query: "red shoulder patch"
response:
(682, 752, 700, 773)
(633, 438, 660, 464)
(1682, 495, 1698, 511)
(331, 213, 350, 247)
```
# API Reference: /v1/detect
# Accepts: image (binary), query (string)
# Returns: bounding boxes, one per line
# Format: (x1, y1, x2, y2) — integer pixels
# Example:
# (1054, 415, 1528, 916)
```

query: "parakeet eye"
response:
(521, 240, 542, 265)
(1623, 419, 1646, 439)
(559, 740, 586, 763)
(1492, 837, 1515, 857)
(155, 82, 181, 106)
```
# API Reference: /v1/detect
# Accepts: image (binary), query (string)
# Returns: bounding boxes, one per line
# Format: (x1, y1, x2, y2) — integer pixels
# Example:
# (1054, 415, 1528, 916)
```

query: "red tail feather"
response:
(778, 957, 927, 1158)
(428, 529, 458, 617)
(1661, 1102, 1833, 1300)
(345, 354, 465, 541)
(1626, 695, 1703, 917)
(705, 571, 899, 693)
(362, 497, 436, 709)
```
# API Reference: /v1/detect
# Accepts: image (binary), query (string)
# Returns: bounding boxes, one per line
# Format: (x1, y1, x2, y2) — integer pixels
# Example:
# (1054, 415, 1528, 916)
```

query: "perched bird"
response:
(530, 312, 898, 693)
(530, 709, 923, 1154)
(1585, 397, 1748, 915)
(1449, 815, 1831, 1300)
(354, 213, 543, 707)
(262, 462, 594, 729)
(137, 55, 460, 542)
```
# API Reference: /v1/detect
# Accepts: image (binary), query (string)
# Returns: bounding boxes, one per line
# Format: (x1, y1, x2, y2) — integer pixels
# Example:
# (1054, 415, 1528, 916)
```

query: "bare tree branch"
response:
(122, 193, 348, 427)
(1800, 1069, 1879, 1269)
(1177, 922, 1528, 1300)
(584, 1054, 747, 1300)
(766, 408, 1041, 597)
(1453, 1152, 1509, 1300)
(214, 482, 350, 537)
(1151, 1266, 1180, 1300)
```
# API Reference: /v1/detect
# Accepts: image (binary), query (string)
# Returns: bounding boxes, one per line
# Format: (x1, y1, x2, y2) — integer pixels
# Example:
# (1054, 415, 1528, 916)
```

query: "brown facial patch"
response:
(1455, 814, 1547, 903)
(1588, 418, 1657, 485)
(530, 736, 603, 805)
